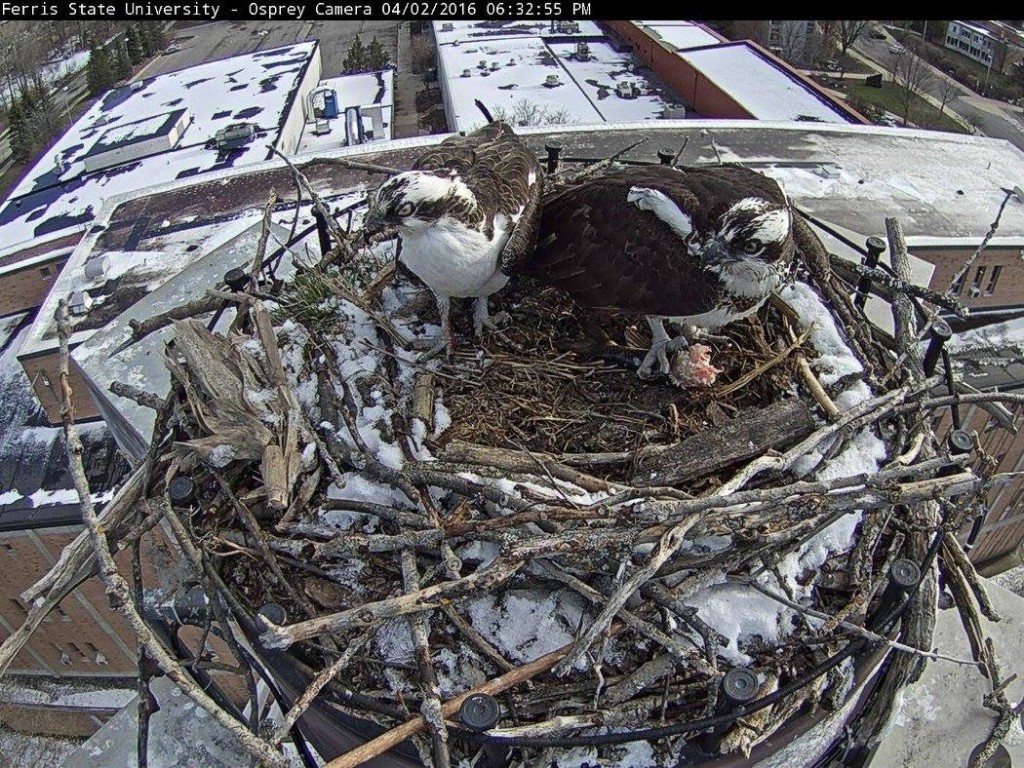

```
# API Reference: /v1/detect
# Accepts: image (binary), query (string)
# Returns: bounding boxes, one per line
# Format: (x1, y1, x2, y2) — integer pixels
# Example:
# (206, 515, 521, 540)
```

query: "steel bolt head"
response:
(460, 693, 500, 731)
(722, 668, 759, 703)
(891, 559, 922, 589)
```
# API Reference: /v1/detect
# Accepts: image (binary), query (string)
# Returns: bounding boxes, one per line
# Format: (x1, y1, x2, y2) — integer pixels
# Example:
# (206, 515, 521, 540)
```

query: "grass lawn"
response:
(843, 80, 969, 134)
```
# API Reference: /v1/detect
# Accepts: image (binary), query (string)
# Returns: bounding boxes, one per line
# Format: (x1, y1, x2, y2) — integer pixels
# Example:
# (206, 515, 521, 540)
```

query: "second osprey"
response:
(364, 122, 542, 357)
(526, 165, 797, 378)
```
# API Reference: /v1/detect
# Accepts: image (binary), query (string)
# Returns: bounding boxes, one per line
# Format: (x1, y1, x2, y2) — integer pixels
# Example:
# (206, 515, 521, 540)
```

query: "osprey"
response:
(363, 121, 542, 357)
(527, 165, 796, 378)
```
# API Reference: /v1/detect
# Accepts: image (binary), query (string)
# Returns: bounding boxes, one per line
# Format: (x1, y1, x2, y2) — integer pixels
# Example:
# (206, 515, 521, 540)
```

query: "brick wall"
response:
(0, 256, 68, 318)
(19, 351, 102, 425)
(916, 245, 1024, 310)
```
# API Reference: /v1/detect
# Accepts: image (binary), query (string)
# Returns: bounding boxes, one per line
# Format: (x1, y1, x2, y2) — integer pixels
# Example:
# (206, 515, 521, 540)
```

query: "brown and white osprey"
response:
(526, 165, 796, 378)
(364, 122, 542, 357)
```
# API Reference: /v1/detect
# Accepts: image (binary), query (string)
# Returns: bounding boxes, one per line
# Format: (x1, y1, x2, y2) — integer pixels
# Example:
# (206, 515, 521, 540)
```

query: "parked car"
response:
(889, 43, 905, 55)
(869, 30, 886, 39)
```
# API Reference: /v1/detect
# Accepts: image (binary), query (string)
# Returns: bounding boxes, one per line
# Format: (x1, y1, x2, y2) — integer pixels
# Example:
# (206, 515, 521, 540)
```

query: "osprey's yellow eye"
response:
(396, 202, 415, 217)
(742, 239, 763, 255)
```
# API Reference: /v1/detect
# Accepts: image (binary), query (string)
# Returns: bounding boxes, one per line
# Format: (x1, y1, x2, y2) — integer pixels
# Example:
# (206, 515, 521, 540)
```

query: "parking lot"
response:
(139, 20, 401, 80)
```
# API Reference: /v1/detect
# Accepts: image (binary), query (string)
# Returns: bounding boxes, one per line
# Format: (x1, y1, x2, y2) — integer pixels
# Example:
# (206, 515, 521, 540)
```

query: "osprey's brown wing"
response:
(415, 121, 543, 275)
(526, 168, 723, 317)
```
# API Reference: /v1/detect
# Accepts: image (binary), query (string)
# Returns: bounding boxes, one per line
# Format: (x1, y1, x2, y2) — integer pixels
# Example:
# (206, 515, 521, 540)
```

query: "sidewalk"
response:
(391, 22, 424, 139)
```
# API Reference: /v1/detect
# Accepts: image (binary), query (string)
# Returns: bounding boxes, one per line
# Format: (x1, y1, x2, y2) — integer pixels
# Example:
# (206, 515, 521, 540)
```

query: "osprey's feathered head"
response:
(704, 196, 794, 265)
(364, 170, 478, 235)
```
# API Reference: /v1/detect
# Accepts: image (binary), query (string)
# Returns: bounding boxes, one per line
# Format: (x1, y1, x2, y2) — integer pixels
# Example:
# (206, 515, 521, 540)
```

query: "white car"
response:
(889, 43, 905, 55)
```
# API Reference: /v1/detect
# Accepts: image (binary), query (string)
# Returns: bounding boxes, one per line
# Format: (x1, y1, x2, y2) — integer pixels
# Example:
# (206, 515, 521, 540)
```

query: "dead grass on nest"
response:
(438, 278, 802, 478)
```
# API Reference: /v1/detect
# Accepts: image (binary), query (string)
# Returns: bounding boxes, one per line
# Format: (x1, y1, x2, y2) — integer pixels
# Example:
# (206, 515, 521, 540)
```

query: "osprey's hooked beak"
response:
(700, 239, 744, 267)
(362, 205, 386, 238)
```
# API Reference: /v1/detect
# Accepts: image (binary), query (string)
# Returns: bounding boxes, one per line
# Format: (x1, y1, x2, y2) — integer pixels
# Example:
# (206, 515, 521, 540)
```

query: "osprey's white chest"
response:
(399, 216, 510, 298)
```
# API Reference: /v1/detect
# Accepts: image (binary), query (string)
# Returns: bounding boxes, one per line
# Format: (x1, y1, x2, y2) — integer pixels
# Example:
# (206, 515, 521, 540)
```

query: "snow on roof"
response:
(677, 44, 853, 124)
(548, 40, 682, 122)
(431, 19, 604, 47)
(296, 69, 395, 155)
(436, 30, 681, 132)
(633, 21, 723, 51)
(0, 41, 318, 254)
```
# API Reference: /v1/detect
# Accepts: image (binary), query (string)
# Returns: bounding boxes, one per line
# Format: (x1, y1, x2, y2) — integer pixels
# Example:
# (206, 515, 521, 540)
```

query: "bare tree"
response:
(891, 50, 937, 126)
(490, 98, 574, 128)
(936, 77, 959, 118)
(835, 20, 871, 59)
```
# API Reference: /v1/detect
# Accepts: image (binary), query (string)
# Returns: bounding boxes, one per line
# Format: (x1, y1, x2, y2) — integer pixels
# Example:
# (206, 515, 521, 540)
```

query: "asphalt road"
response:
(854, 32, 1024, 151)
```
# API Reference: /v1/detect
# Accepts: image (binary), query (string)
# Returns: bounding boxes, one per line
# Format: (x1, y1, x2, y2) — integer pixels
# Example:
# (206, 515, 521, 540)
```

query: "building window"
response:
(952, 270, 967, 295)
(56, 605, 71, 621)
(985, 266, 1002, 295)
(68, 641, 88, 659)
(39, 265, 53, 278)
(971, 265, 987, 295)
(2, 542, 14, 556)
(8, 598, 26, 614)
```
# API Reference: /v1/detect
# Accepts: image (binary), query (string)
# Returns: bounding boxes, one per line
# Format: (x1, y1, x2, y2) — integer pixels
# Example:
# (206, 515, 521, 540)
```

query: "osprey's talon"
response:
(638, 342, 671, 380)
(666, 336, 690, 353)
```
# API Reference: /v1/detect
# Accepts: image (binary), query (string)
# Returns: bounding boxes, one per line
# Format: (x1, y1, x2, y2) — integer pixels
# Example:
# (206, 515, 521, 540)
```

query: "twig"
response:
(401, 550, 450, 768)
(323, 622, 627, 768)
(54, 300, 290, 768)
(326, 156, 402, 176)
(110, 381, 163, 410)
(948, 188, 1015, 294)
(738, 578, 979, 667)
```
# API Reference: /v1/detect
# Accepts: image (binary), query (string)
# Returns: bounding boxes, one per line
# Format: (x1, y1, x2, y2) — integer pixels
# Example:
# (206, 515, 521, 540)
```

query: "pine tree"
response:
(6, 98, 30, 163)
(113, 44, 132, 81)
(126, 25, 144, 65)
(27, 76, 62, 140)
(343, 35, 367, 73)
(366, 37, 390, 71)
(138, 23, 155, 57)
(148, 23, 166, 51)
(87, 44, 114, 95)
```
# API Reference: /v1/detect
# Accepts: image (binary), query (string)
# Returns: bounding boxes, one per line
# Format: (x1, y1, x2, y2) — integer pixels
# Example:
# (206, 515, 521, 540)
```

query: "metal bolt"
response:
(722, 668, 759, 704)
(657, 148, 675, 165)
(854, 236, 887, 309)
(890, 559, 922, 589)
(167, 476, 195, 506)
(223, 267, 249, 292)
(460, 693, 500, 731)
(948, 429, 973, 455)
(922, 319, 953, 376)
(544, 142, 563, 175)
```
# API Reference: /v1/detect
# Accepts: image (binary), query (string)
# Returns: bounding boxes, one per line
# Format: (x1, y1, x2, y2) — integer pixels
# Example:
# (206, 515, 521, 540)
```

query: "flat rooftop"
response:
(676, 43, 854, 124)
(0, 41, 318, 256)
(435, 23, 685, 132)
(431, 20, 605, 47)
(633, 21, 724, 51)
(296, 69, 395, 155)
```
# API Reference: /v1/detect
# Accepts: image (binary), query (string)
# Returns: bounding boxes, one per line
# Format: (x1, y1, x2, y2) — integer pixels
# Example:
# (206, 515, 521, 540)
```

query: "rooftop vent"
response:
(544, 74, 561, 88)
(461, 69, 472, 78)
(441, 22, 454, 31)
(490, 61, 500, 71)
(69, 290, 93, 315)
(84, 255, 109, 281)
(479, 59, 488, 70)
(214, 122, 257, 151)
(615, 81, 641, 99)
(814, 163, 842, 180)
(574, 41, 591, 60)
(661, 104, 688, 119)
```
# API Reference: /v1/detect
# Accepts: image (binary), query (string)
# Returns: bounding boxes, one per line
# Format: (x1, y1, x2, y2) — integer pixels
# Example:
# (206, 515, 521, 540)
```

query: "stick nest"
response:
(139, 232, 991, 767)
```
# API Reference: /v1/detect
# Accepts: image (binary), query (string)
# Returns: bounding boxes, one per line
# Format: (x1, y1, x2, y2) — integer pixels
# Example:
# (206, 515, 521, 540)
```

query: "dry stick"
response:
(250, 190, 279, 283)
(548, 137, 648, 184)
(53, 300, 289, 768)
(942, 532, 1001, 622)
(828, 255, 969, 318)
(401, 550, 451, 768)
(442, 604, 514, 673)
(714, 318, 813, 399)
(537, 562, 714, 679)
(110, 381, 164, 410)
(325, 156, 402, 176)
(885, 217, 921, 371)
(970, 638, 1022, 768)
(738, 578, 978, 667)
(948, 188, 1015, 293)
(126, 294, 225, 344)
(324, 622, 628, 768)
(714, 378, 937, 495)
(442, 440, 614, 494)
(132, 539, 159, 768)
(269, 145, 353, 261)
(269, 631, 372, 746)
(553, 516, 700, 675)
(0, 466, 148, 678)
(259, 556, 525, 650)
(213, 472, 317, 618)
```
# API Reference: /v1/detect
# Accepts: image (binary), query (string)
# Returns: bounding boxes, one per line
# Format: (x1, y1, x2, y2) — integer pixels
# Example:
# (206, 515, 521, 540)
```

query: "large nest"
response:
(119, 181, 999, 768)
